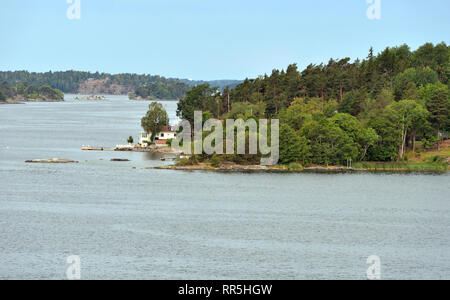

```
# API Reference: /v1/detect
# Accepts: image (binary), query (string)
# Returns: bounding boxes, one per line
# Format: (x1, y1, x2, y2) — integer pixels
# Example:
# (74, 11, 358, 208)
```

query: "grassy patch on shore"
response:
(352, 161, 448, 171)
(352, 141, 449, 171)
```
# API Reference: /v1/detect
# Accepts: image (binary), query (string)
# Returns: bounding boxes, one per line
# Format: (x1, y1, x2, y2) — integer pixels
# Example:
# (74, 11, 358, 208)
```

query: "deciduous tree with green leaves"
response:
(384, 100, 430, 159)
(300, 118, 359, 166)
(331, 113, 380, 161)
(0, 90, 6, 102)
(279, 124, 311, 165)
(141, 102, 169, 142)
(176, 84, 218, 126)
(419, 83, 450, 150)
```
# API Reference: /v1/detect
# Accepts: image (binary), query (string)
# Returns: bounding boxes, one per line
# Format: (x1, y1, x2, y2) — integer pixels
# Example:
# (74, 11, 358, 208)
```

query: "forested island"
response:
(0, 82, 64, 103)
(128, 81, 189, 100)
(129, 80, 241, 101)
(0, 71, 241, 100)
(174, 42, 450, 171)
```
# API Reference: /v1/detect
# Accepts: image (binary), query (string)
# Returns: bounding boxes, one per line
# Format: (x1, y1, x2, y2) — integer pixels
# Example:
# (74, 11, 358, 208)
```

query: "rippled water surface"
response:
(0, 95, 449, 279)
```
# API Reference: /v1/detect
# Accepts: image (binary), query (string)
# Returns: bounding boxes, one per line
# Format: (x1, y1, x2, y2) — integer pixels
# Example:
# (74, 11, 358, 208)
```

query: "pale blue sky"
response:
(0, 0, 449, 80)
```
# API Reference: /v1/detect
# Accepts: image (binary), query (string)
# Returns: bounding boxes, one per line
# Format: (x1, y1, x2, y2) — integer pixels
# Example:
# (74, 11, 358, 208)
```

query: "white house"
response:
(139, 125, 177, 145)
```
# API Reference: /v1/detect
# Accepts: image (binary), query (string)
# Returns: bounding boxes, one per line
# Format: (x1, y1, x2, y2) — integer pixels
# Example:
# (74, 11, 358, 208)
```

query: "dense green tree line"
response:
(225, 42, 449, 116)
(179, 79, 242, 91)
(131, 81, 188, 100)
(177, 42, 450, 166)
(0, 70, 191, 98)
(0, 71, 242, 100)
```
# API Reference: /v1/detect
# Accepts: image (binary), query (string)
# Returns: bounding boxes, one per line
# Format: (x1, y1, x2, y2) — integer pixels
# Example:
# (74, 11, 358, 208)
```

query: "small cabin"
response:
(139, 126, 177, 145)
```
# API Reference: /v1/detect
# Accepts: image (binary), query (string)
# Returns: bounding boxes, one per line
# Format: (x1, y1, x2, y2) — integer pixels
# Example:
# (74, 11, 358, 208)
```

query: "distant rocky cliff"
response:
(78, 78, 134, 95)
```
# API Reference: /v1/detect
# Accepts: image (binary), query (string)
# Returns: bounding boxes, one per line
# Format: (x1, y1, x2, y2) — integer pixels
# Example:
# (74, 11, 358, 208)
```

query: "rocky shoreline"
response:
(0, 101, 24, 104)
(1, 98, 63, 104)
(73, 95, 107, 101)
(153, 164, 359, 173)
(24, 98, 63, 102)
(25, 158, 78, 164)
(128, 95, 179, 101)
(153, 163, 448, 173)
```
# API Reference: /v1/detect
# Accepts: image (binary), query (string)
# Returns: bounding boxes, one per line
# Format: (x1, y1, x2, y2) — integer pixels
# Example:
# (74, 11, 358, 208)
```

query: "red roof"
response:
(161, 126, 177, 133)
(148, 126, 177, 135)
(155, 140, 168, 145)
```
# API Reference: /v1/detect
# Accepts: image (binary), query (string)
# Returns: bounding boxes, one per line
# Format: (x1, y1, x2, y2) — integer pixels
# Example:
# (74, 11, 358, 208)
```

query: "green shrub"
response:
(176, 158, 193, 166)
(431, 155, 443, 163)
(422, 139, 431, 150)
(287, 162, 303, 170)
(210, 155, 221, 168)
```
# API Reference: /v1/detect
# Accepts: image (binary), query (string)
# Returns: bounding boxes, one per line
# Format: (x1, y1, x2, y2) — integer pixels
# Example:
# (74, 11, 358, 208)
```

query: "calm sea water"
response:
(0, 95, 449, 280)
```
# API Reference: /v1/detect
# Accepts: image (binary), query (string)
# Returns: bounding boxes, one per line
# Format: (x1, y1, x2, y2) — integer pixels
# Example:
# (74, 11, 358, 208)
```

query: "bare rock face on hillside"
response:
(78, 78, 133, 95)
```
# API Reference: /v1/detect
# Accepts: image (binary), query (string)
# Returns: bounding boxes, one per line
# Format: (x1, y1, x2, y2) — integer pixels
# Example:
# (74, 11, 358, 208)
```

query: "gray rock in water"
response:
(110, 158, 130, 162)
(25, 158, 79, 164)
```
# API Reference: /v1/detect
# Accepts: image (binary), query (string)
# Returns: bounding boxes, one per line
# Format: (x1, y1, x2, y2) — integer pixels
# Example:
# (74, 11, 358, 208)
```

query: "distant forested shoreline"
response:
(0, 71, 242, 100)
